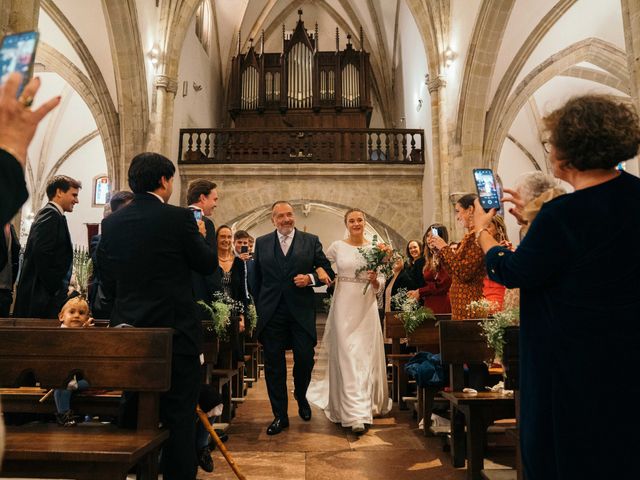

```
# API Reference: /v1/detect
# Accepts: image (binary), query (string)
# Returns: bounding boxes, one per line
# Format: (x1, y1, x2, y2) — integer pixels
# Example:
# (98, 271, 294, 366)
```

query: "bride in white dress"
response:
(307, 208, 392, 433)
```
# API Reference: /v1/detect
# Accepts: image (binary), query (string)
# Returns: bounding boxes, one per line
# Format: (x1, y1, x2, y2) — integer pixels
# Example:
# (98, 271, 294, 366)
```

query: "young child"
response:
(54, 296, 94, 426)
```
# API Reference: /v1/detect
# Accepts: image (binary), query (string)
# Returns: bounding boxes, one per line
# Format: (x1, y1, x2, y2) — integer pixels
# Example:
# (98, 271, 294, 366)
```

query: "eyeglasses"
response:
(542, 140, 551, 154)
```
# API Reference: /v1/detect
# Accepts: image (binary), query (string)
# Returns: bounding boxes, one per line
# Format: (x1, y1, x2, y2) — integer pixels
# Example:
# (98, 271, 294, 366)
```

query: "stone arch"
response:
(226, 199, 407, 249)
(484, 38, 630, 169)
(36, 43, 118, 186)
(39, 0, 120, 187)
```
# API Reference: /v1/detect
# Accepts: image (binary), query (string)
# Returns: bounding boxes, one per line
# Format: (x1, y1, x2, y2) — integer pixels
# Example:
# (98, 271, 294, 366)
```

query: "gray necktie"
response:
(280, 235, 290, 256)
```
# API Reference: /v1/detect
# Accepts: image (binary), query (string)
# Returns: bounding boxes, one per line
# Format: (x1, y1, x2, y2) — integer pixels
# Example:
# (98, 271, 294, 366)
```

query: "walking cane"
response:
(196, 406, 246, 480)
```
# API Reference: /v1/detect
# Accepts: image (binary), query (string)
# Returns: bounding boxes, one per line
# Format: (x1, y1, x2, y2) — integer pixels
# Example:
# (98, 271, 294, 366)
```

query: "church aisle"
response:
(202, 316, 466, 480)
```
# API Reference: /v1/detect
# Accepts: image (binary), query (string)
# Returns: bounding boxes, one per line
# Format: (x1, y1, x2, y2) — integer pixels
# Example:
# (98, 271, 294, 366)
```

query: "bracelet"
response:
(475, 227, 490, 240)
(0, 144, 24, 165)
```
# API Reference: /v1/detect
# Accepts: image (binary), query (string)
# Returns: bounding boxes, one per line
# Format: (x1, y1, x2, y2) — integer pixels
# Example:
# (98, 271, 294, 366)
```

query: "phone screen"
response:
(240, 245, 249, 254)
(473, 168, 501, 212)
(192, 209, 202, 221)
(430, 226, 439, 237)
(0, 31, 39, 96)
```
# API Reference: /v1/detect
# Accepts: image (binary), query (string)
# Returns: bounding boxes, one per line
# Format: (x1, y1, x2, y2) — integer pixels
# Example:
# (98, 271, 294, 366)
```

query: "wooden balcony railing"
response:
(178, 128, 424, 164)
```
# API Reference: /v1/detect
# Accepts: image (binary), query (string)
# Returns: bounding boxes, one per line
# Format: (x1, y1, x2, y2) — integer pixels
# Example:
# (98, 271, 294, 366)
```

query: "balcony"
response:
(178, 128, 424, 165)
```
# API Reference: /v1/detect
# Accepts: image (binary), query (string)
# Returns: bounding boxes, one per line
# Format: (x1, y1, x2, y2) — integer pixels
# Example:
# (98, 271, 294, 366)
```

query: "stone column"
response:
(146, 74, 178, 157)
(427, 75, 450, 229)
(622, 0, 640, 112)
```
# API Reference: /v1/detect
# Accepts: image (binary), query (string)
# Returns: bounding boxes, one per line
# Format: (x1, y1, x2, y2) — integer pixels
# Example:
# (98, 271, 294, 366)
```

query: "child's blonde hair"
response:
(58, 296, 90, 318)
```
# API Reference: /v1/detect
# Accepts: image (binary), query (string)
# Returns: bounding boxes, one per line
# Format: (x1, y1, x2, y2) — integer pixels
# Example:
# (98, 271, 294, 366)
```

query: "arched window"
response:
(92, 175, 110, 207)
(195, 0, 213, 55)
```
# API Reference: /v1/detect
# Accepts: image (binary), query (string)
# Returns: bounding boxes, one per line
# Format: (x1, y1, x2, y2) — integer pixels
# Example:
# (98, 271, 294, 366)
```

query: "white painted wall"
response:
(38, 10, 89, 78)
(135, 0, 162, 114)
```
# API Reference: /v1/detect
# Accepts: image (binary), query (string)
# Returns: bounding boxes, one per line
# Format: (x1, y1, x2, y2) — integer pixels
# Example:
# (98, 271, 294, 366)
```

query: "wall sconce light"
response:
(416, 98, 423, 112)
(148, 43, 160, 68)
(444, 47, 455, 68)
(182, 81, 188, 97)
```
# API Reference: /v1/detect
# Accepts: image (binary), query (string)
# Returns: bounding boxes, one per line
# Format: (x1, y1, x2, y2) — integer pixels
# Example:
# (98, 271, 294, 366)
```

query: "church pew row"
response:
(0, 325, 172, 480)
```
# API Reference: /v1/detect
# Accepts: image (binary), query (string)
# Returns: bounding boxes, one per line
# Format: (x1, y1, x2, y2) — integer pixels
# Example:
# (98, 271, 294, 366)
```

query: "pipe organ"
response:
(229, 10, 372, 128)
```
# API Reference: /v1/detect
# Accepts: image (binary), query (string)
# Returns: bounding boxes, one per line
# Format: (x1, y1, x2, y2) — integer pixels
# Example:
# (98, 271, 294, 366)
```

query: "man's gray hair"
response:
(515, 172, 564, 205)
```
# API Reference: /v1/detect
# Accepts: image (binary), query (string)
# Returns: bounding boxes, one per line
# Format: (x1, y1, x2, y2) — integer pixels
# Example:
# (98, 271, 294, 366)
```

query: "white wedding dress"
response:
(307, 240, 392, 427)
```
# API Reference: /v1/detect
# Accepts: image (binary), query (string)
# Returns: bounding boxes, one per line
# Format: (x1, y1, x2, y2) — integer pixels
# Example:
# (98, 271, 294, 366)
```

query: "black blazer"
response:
(0, 224, 20, 286)
(0, 149, 29, 225)
(253, 229, 333, 341)
(14, 202, 72, 318)
(190, 214, 216, 304)
(98, 193, 217, 355)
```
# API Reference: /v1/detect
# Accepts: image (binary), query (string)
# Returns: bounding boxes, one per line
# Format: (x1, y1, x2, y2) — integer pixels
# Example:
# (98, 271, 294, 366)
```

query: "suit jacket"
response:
(0, 224, 20, 287)
(14, 202, 72, 318)
(189, 212, 216, 304)
(253, 229, 334, 341)
(0, 149, 29, 225)
(98, 193, 217, 355)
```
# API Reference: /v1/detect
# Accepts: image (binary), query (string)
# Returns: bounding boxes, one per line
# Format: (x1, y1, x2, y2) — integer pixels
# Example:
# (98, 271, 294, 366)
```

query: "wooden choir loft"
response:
(180, 10, 424, 165)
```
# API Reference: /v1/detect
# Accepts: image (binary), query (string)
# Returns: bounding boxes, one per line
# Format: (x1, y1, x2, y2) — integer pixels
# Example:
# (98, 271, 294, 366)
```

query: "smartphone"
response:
(473, 168, 501, 212)
(240, 245, 249, 254)
(430, 226, 439, 237)
(0, 30, 39, 97)
(192, 209, 202, 221)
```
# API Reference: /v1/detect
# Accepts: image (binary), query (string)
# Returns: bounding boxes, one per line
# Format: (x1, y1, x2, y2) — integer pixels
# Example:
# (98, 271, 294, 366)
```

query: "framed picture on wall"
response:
(93, 175, 110, 207)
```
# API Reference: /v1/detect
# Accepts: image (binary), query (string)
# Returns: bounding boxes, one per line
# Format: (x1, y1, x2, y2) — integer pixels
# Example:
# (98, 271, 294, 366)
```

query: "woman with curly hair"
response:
(474, 95, 640, 480)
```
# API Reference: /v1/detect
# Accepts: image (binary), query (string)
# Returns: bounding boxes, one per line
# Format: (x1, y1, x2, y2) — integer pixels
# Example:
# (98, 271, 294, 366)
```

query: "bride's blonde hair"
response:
(343, 208, 366, 225)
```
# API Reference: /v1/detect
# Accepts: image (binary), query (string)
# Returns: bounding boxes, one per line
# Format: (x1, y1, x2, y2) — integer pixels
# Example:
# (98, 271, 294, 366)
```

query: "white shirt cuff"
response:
(307, 274, 316, 286)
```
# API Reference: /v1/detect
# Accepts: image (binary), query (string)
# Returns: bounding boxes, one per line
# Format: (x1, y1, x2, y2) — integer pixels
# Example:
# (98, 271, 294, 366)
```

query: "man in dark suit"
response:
(0, 223, 20, 316)
(0, 73, 61, 225)
(253, 201, 334, 435)
(14, 175, 80, 318)
(186, 179, 218, 307)
(98, 153, 217, 480)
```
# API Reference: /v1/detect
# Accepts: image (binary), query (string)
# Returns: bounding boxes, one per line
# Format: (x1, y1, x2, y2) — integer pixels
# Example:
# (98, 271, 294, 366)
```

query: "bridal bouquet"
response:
(355, 235, 401, 294)
(199, 291, 244, 341)
(390, 288, 435, 335)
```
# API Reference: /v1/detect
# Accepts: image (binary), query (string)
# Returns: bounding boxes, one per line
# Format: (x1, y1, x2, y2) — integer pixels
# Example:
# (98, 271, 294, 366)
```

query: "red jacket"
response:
(418, 266, 452, 314)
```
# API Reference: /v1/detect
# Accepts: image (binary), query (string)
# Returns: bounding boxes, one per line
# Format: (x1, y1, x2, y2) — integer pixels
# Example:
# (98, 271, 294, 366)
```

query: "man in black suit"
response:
(98, 153, 217, 480)
(0, 73, 61, 225)
(14, 175, 80, 318)
(0, 223, 20, 316)
(253, 201, 334, 435)
(186, 179, 218, 307)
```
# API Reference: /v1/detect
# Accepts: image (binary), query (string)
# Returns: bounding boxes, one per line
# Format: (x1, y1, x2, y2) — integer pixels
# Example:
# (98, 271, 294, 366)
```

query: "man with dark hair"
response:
(0, 222, 20, 316)
(89, 190, 135, 319)
(186, 179, 218, 307)
(14, 175, 81, 318)
(98, 152, 217, 480)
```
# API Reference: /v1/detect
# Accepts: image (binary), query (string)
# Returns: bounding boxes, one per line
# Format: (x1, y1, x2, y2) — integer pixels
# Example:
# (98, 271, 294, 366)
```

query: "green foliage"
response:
(322, 294, 333, 313)
(198, 291, 244, 341)
(246, 303, 258, 333)
(391, 288, 436, 335)
(479, 307, 520, 360)
(72, 246, 93, 296)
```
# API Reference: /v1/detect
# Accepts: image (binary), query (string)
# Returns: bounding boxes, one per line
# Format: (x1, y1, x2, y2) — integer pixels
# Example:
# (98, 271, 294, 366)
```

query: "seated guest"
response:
(89, 190, 134, 319)
(475, 95, 640, 480)
(0, 222, 20, 316)
(428, 194, 485, 319)
(408, 224, 451, 314)
(54, 296, 94, 426)
(14, 175, 81, 318)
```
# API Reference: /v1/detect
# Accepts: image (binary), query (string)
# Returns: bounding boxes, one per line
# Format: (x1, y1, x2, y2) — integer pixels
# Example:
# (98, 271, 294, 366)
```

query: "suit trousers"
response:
(261, 300, 315, 419)
(0, 289, 12, 316)
(160, 353, 201, 480)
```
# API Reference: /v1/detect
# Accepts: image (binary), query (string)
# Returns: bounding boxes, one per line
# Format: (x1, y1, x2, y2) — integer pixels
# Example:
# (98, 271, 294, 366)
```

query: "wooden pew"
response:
(0, 326, 172, 480)
(439, 320, 516, 480)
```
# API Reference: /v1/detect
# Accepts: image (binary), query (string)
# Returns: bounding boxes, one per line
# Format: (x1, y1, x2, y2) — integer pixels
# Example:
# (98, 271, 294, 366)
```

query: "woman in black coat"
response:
(474, 95, 640, 480)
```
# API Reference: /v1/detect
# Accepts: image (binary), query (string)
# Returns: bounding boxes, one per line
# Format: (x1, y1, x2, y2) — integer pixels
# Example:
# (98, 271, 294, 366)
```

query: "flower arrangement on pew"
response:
(390, 288, 436, 335)
(246, 302, 258, 334)
(355, 234, 402, 294)
(468, 298, 520, 363)
(72, 245, 93, 296)
(199, 292, 244, 341)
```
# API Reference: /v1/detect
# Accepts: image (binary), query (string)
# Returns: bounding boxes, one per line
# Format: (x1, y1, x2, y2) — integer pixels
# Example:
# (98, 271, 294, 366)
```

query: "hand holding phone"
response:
(192, 209, 203, 222)
(473, 168, 501, 212)
(430, 226, 439, 237)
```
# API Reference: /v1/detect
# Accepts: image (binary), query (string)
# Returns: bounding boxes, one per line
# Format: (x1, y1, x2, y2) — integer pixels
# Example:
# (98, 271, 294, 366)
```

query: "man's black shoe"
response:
(266, 417, 289, 435)
(298, 403, 312, 421)
(197, 446, 214, 473)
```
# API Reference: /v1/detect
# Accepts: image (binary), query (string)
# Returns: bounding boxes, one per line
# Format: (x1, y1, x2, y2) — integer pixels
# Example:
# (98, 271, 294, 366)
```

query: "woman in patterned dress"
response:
(427, 194, 485, 319)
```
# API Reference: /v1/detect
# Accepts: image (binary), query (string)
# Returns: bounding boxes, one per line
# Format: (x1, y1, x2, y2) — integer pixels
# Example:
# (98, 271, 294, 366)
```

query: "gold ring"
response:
(18, 95, 33, 108)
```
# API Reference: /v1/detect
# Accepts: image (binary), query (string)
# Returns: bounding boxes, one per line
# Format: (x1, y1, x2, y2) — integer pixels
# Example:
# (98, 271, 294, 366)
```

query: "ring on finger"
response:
(18, 95, 34, 108)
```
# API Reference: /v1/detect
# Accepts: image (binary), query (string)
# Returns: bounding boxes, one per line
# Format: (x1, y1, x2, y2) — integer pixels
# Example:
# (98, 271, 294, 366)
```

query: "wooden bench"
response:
(0, 326, 172, 480)
(439, 319, 516, 480)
